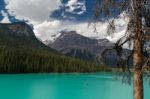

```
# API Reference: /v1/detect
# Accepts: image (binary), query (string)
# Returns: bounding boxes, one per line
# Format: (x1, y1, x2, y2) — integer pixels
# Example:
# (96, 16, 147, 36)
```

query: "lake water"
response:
(0, 73, 149, 99)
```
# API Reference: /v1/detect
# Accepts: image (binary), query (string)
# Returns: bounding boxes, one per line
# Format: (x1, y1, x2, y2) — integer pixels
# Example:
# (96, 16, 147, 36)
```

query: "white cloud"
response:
(64, 22, 108, 39)
(0, 10, 11, 23)
(106, 12, 129, 42)
(64, 12, 128, 42)
(106, 19, 128, 42)
(67, 0, 78, 7)
(33, 20, 108, 42)
(4, 0, 61, 24)
(33, 12, 128, 43)
(3, 0, 128, 44)
(34, 20, 62, 41)
(65, 0, 86, 15)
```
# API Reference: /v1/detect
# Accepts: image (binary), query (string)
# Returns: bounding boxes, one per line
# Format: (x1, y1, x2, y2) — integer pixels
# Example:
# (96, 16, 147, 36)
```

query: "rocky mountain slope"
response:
(46, 31, 119, 66)
(0, 22, 108, 73)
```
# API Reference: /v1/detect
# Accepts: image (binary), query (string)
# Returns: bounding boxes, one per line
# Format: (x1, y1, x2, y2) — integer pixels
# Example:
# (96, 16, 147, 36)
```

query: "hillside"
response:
(0, 22, 109, 73)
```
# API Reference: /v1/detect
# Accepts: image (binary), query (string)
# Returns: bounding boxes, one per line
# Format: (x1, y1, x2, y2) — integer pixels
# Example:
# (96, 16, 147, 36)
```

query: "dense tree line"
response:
(0, 46, 109, 73)
(0, 23, 109, 73)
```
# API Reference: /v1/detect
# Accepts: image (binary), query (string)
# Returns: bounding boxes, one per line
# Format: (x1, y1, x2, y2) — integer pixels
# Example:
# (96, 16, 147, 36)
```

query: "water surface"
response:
(0, 73, 149, 99)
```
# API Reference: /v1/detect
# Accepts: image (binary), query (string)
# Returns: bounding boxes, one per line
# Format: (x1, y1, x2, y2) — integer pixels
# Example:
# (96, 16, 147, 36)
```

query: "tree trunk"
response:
(133, 68, 143, 99)
(133, 0, 143, 99)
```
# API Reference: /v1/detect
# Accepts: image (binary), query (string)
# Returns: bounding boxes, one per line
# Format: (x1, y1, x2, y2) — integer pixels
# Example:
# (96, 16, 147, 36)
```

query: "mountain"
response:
(0, 22, 108, 73)
(46, 31, 119, 66)
(0, 22, 58, 51)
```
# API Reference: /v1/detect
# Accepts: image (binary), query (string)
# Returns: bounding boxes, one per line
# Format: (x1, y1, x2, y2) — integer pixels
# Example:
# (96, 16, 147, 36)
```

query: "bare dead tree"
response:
(92, 0, 150, 99)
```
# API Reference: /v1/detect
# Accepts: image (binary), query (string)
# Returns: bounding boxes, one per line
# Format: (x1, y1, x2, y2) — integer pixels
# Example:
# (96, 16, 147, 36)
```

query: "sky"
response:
(0, 0, 127, 43)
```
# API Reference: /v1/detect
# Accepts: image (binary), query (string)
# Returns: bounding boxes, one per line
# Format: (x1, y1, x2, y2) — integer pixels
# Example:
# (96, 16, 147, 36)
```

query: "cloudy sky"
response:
(0, 0, 127, 42)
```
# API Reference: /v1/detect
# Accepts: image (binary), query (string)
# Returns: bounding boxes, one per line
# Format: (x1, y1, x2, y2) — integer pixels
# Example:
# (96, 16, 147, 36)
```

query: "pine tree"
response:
(93, 0, 150, 99)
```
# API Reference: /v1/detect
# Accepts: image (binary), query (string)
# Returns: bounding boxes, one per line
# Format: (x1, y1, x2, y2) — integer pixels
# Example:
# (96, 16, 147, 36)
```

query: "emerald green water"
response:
(0, 73, 149, 99)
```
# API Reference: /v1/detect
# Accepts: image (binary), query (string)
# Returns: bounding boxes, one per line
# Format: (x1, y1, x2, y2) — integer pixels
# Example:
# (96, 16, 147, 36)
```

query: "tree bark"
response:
(133, 68, 143, 99)
(133, 0, 143, 99)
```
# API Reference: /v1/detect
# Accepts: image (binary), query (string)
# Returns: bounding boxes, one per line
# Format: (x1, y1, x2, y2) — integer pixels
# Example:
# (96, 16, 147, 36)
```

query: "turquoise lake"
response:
(0, 73, 149, 99)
